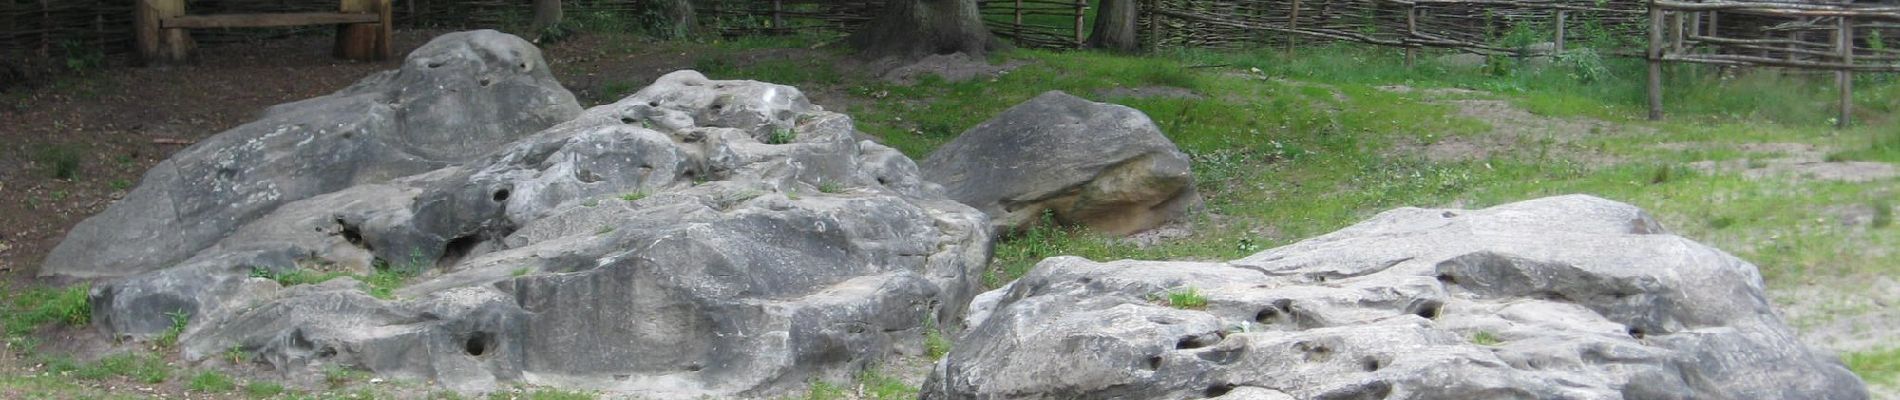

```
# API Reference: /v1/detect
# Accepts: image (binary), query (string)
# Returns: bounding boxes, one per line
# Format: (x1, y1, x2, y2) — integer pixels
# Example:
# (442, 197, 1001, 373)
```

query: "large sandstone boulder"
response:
(922, 91, 1199, 236)
(41, 30, 583, 279)
(926, 195, 1867, 399)
(78, 66, 991, 397)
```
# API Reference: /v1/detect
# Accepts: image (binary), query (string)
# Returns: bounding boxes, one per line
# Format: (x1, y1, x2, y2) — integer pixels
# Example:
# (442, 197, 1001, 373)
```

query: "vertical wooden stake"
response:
(135, 0, 191, 64)
(772, 0, 783, 31)
(1404, 4, 1417, 68)
(1670, 11, 1684, 53)
(1837, 16, 1853, 128)
(336, 0, 379, 61)
(375, 0, 392, 61)
(1555, 10, 1566, 54)
(1287, 0, 1302, 55)
(1015, 0, 1025, 47)
(1647, 0, 1665, 121)
(1075, 0, 1086, 48)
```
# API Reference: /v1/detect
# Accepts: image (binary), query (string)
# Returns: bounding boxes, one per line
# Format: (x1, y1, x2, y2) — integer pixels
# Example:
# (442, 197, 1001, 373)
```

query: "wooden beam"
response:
(1648, 0, 1665, 121)
(336, 0, 380, 61)
(161, 12, 379, 29)
(1837, 16, 1853, 128)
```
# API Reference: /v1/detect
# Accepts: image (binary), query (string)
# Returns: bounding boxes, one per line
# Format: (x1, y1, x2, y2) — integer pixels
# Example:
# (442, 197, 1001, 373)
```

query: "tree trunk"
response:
(531, 0, 562, 33)
(654, 0, 695, 39)
(849, 0, 991, 60)
(1088, 0, 1139, 53)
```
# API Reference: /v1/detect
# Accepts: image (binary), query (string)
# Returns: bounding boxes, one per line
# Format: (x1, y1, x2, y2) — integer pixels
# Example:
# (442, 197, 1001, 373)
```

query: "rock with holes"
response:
(924, 195, 1867, 399)
(84, 68, 991, 398)
(922, 90, 1200, 236)
(41, 30, 583, 279)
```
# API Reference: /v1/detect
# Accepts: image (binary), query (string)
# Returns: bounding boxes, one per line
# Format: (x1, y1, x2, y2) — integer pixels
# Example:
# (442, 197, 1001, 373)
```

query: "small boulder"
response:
(925, 195, 1867, 400)
(922, 91, 1199, 236)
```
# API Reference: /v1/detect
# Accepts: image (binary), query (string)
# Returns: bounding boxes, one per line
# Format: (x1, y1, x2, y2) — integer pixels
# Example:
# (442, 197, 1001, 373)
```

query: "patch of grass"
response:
(1848, 347, 1900, 387)
(817, 181, 845, 194)
(767, 126, 797, 144)
(244, 380, 285, 398)
(186, 371, 237, 392)
(34, 144, 82, 180)
(487, 387, 597, 400)
(224, 345, 249, 364)
(1471, 331, 1504, 346)
(596, 226, 615, 235)
(154, 310, 190, 349)
(75, 353, 172, 383)
(858, 369, 918, 400)
(363, 253, 427, 300)
(109, 179, 133, 190)
(1, 283, 92, 336)
(801, 380, 849, 400)
(581, 198, 600, 207)
(619, 190, 649, 202)
(322, 364, 368, 387)
(1160, 287, 1209, 310)
(512, 267, 533, 277)
(250, 267, 351, 287)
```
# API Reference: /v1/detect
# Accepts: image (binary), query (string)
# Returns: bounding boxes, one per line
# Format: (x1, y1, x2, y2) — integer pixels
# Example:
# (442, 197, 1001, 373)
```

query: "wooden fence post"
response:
(772, 0, 783, 31)
(1075, 0, 1086, 47)
(1554, 10, 1566, 54)
(1837, 16, 1853, 128)
(134, 0, 191, 64)
(1405, 3, 1417, 68)
(1670, 10, 1683, 53)
(1015, 0, 1024, 47)
(1287, 0, 1301, 55)
(1647, 0, 1664, 121)
(336, 0, 379, 60)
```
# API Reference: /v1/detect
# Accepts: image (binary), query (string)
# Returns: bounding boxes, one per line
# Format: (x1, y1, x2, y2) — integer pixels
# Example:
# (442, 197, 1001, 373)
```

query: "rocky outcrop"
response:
(74, 60, 990, 396)
(922, 91, 1199, 236)
(926, 195, 1867, 399)
(41, 30, 584, 279)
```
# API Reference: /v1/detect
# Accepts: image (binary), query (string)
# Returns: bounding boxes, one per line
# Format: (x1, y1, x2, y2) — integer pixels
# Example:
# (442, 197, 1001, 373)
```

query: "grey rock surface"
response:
(42, 30, 583, 279)
(80, 66, 990, 397)
(926, 195, 1867, 400)
(922, 90, 1199, 236)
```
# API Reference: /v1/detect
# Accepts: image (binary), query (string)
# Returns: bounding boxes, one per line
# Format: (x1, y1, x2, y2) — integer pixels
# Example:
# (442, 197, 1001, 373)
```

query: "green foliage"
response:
(244, 380, 286, 398)
(323, 365, 368, 387)
(364, 258, 424, 300)
(1555, 48, 1610, 84)
(1161, 287, 1208, 310)
(34, 144, 82, 180)
(1847, 347, 1900, 386)
(857, 369, 918, 400)
(923, 316, 952, 360)
(59, 40, 106, 72)
(596, 225, 616, 235)
(186, 371, 237, 392)
(619, 190, 649, 202)
(802, 380, 849, 400)
(2, 283, 92, 336)
(512, 267, 533, 277)
(224, 345, 249, 364)
(155, 310, 190, 349)
(487, 387, 597, 400)
(817, 181, 845, 194)
(767, 126, 797, 144)
(250, 266, 351, 287)
(73, 353, 172, 383)
(1471, 331, 1504, 346)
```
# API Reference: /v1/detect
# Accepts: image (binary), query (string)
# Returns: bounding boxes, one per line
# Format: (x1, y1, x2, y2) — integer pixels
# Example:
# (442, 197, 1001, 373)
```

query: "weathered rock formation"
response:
(41, 30, 584, 279)
(926, 195, 1867, 399)
(923, 91, 1200, 236)
(64, 32, 989, 397)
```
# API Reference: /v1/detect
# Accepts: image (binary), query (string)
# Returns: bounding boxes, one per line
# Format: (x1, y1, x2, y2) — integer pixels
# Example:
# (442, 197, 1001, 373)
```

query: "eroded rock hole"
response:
(1255, 307, 1282, 324)
(1627, 327, 1646, 339)
(1408, 299, 1444, 320)
(464, 332, 493, 356)
(1176, 335, 1216, 350)
(439, 235, 480, 268)
(479, 78, 492, 87)
(1204, 384, 1235, 397)
(1436, 274, 1457, 285)
(493, 188, 511, 202)
(647, 101, 659, 107)
(686, 364, 703, 372)
(426, 61, 443, 68)
(336, 218, 369, 250)
(1361, 357, 1382, 371)
(1146, 355, 1163, 370)
(621, 116, 638, 124)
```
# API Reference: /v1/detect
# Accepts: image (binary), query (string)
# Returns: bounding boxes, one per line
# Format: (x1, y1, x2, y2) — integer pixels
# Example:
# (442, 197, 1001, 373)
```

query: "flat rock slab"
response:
(927, 195, 1867, 400)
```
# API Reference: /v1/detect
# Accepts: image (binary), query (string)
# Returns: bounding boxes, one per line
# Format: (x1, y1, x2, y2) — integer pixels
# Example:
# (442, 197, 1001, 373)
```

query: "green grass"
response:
(251, 267, 352, 287)
(154, 310, 189, 349)
(487, 387, 597, 400)
(1, 283, 92, 337)
(857, 369, 917, 400)
(1847, 347, 1900, 387)
(186, 371, 236, 392)
(33, 144, 83, 180)
(817, 181, 845, 194)
(1161, 287, 1208, 310)
(63, 353, 172, 384)
(1471, 331, 1504, 346)
(244, 380, 286, 398)
(619, 190, 649, 202)
(767, 126, 797, 144)
(323, 365, 369, 387)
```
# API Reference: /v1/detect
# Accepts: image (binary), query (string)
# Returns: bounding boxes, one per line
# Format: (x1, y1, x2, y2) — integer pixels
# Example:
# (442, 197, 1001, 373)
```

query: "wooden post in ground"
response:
(1555, 10, 1566, 53)
(335, 0, 380, 61)
(1670, 10, 1684, 53)
(1404, 4, 1417, 67)
(375, 0, 392, 60)
(134, 0, 191, 64)
(1015, 0, 1024, 47)
(1837, 16, 1853, 128)
(1647, 0, 1665, 121)
(772, 0, 783, 31)
(1075, 0, 1087, 47)
(1287, 0, 1301, 55)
